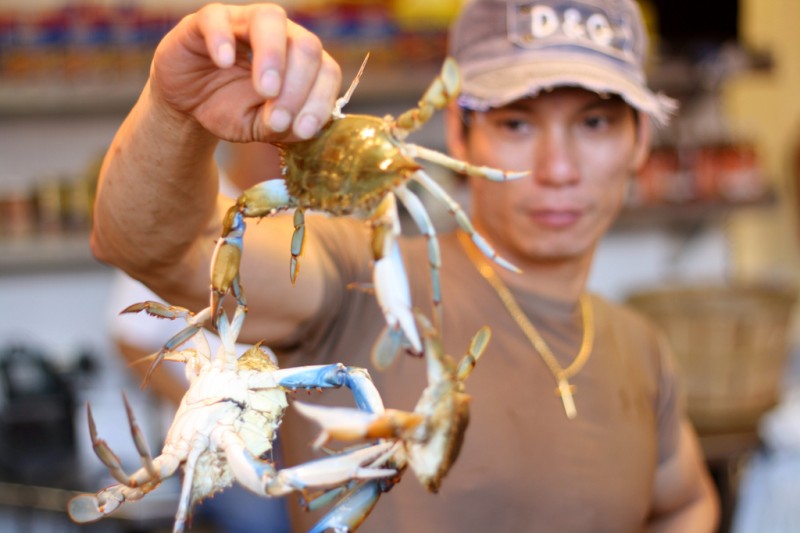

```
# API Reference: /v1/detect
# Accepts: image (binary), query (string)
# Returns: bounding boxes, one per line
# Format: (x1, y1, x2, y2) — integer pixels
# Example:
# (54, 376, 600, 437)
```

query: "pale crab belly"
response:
(192, 448, 236, 500)
(240, 388, 288, 457)
(162, 401, 237, 447)
(238, 408, 284, 459)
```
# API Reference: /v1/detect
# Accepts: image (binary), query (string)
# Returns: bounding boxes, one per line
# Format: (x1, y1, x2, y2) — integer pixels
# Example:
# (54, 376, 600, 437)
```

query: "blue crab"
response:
(67, 302, 420, 532)
(211, 56, 525, 365)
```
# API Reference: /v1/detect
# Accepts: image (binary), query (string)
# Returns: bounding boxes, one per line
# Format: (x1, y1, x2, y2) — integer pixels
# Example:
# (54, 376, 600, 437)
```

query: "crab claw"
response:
(210, 207, 248, 327)
(394, 57, 460, 135)
(293, 401, 423, 449)
(266, 441, 397, 497)
(120, 301, 193, 320)
(87, 404, 130, 485)
(372, 242, 421, 354)
(308, 480, 383, 533)
(370, 324, 408, 371)
(370, 193, 422, 357)
(68, 491, 122, 522)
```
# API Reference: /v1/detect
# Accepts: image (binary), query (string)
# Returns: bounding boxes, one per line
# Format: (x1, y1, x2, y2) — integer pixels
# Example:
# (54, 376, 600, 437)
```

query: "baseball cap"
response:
(449, 0, 677, 124)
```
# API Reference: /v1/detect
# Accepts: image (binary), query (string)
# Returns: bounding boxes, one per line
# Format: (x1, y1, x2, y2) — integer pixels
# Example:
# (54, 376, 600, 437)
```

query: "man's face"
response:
(449, 87, 646, 267)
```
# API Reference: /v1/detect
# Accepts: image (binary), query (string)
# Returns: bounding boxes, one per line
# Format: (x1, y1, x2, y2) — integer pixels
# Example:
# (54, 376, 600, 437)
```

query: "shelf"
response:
(0, 78, 146, 118)
(614, 192, 776, 231)
(0, 232, 106, 273)
(0, 62, 441, 118)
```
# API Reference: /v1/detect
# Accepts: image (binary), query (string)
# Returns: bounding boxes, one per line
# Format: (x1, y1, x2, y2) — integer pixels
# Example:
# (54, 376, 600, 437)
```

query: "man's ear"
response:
(631, 113, 652, 172)
(444, 102, 468, 160)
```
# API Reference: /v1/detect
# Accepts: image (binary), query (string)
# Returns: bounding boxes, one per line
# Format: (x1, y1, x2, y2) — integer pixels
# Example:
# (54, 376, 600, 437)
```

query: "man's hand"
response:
(149, 3, 342, 143)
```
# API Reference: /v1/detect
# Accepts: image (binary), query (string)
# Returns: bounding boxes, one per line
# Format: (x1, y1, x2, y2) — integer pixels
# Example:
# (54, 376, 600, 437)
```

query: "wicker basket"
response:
(627, 284, 797, 434)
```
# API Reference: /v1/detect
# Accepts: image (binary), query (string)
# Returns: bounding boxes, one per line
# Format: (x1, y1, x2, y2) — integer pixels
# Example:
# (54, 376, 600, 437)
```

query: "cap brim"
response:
(458, 51, 677, 126)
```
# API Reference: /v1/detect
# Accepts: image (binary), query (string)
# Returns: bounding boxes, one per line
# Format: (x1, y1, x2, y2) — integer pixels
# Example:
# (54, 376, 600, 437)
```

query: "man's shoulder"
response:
(591, 293, 664, 341)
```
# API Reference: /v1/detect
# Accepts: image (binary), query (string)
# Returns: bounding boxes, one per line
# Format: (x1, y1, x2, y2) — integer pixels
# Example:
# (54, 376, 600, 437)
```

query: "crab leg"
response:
(411, 169, 521, 273)
(173, 442, 205, 533)
(212, 179, 299, 318)
(121, 392, 157, 478)
(409, 143, 530, 182)
(290, 208, 305, 283)
(266, 363, 385, 414)
(87, 403, 131, 485)
(68, 485, 141, 523)
(216, 303, 247, 364)
(271, 442, 396, 495)
(212, 176, 295, 324)
(308, 480, 384, 533)
(457, 322, 491, 382)
(121, 302, 212, 384)
(394, 57, 460, 138)
(217, 429, 396, 497)
(293, 401, 422, 447)
(369, 193, 422, 356)
(87, 396, 180, 487)
(370, 324, 409, 371)
(210, 207, 247, 326)
(120, 301, 194, 320)
(69, 413, 181, 524)
(394, 184, 443, 332)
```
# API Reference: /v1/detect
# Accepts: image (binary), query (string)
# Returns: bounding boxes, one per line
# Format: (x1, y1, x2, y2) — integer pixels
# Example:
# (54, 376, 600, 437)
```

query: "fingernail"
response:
(269, 107, 293, 133)
(217, 42, 235, 67)
(260, 69, 280, 98)
(294, 114, 320, 140)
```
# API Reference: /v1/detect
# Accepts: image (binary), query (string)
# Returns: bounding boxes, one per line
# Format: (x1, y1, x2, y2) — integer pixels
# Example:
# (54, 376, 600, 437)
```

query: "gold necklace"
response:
(457, 231, 594, 419)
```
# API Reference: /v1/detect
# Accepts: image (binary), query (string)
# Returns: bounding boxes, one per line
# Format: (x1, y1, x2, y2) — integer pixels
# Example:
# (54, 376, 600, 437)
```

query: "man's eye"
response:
(583, 115, 610, 130)
(498, 118, 531, 134)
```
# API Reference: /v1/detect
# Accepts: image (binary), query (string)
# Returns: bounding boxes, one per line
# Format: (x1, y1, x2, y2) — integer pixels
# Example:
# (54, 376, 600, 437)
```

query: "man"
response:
(91, 0, 719, 531)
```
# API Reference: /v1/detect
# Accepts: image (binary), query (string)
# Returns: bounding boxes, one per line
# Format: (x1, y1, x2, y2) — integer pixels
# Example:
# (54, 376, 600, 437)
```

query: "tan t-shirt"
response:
(275, 217, 681, 533)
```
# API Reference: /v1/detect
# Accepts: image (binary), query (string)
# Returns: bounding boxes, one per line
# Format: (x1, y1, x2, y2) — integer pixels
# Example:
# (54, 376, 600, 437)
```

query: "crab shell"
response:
(274, 114, 422, 216)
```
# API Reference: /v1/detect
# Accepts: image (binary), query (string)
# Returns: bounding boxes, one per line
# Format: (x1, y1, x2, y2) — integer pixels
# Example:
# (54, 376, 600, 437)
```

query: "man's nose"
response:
(533, 131, 579, 186)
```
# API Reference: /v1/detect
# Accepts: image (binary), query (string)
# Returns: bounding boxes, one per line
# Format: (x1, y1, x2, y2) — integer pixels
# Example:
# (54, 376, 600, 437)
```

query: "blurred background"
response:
(1, 0, 799, 531)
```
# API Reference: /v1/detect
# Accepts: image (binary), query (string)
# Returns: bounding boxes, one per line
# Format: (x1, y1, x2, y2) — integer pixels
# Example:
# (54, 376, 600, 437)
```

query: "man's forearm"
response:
(91, 83, 220, 283)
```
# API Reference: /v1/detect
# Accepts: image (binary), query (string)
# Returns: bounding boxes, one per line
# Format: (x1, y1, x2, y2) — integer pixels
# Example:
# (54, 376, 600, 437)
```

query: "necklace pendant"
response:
(556, 379, 578, 419)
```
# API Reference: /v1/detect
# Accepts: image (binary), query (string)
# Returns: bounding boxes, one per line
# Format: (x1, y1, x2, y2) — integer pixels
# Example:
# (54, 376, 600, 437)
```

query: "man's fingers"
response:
(293, 52, 342, 139)
(265, 23, 325, 135)
(178, 3, 341, 142)
(197, 4, 236, 68)
(247, 4, 289, 98)
(242, 5, 340, 140)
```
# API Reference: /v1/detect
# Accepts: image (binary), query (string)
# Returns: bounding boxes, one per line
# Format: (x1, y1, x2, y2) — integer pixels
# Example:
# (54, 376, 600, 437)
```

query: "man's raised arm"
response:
(91, 4, 343, 340)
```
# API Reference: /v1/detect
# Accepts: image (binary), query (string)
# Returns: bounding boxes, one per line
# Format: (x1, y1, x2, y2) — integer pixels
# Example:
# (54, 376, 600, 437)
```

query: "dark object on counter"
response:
(0, 344, 77, 487)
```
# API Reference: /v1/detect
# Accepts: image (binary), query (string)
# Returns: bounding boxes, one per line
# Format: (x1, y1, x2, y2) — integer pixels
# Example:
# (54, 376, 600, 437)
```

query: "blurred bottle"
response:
(391, 0, 463, 30)
(795, 123, 800, 238)
(636, 0, 661, 66)
(0, 183, 35, 238)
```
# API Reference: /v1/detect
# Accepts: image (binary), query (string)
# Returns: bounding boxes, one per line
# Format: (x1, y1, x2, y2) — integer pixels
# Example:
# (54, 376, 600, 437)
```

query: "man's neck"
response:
(494, 253, 593, 304)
